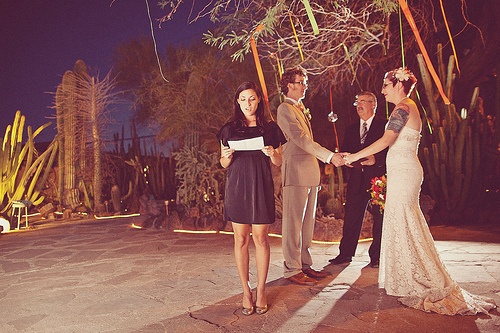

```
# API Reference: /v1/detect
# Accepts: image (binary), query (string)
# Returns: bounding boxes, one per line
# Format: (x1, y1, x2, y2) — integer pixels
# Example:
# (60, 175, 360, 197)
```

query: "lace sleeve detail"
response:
(386, 105, 410, 133)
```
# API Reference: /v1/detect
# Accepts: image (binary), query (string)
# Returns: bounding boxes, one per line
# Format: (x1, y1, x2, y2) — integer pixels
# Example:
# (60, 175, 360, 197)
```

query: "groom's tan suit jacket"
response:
(277, 97, 334, 277)
(277, 98, 332, 187)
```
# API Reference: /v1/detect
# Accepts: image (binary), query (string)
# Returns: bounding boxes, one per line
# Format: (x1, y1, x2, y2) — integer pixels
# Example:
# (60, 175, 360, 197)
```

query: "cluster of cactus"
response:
(147, 152, 176, 200)
(0, 111, 58, 215)
(417, 45, 483, 212)
(172, 145, 225, 217)
(111, 122, 177, 211)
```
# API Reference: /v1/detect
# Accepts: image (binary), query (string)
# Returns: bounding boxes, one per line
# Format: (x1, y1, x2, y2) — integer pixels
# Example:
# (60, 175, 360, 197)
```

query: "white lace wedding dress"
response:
(379, 125, 496, 315)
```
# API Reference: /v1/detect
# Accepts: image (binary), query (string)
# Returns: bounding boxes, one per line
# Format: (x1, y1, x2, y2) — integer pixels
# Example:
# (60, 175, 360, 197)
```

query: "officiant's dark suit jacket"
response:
(339, 117, 387, 261)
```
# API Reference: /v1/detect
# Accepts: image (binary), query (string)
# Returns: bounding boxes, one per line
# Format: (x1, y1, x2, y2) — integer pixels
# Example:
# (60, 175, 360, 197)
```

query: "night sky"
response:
(0, 0, 212, 143)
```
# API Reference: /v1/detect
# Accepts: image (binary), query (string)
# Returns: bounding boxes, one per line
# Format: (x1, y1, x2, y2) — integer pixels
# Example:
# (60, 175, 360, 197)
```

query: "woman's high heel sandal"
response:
(242, 306, 254, 316)
(256, 304, 268, 315)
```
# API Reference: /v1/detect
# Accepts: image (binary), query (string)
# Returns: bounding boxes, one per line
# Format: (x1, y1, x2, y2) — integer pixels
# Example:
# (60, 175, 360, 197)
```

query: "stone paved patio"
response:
(0, 216, 499, 332)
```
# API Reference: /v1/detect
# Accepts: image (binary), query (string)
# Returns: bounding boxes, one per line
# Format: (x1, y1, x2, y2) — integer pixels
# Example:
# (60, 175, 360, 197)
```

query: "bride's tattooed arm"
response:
(386, 104, 410, 133)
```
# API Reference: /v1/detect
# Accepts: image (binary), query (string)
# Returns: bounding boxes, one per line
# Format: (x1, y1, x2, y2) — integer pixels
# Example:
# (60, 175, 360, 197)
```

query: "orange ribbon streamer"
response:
(439, 0, 460, 75)
(398, 0, 450, 105)
(250, 24, 272, 119)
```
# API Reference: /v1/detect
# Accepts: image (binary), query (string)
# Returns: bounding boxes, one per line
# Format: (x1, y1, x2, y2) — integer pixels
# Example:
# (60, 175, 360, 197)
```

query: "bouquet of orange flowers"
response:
(368, 175, 387, 214)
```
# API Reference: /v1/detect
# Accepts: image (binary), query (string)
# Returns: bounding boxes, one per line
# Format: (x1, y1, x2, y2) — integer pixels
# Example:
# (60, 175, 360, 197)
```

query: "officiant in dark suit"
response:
(330, 91, 387, 268)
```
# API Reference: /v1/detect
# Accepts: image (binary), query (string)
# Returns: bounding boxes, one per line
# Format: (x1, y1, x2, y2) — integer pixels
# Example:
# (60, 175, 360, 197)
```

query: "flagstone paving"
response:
(0, 216, 499, 332)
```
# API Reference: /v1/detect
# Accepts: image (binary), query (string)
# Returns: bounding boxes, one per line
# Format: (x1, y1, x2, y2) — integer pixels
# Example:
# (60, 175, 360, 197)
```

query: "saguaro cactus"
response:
(56, 69, 80, 209)
(74, 60, 89, 196)
(55, 60, 118, 213)
(55, 84, 65, 206)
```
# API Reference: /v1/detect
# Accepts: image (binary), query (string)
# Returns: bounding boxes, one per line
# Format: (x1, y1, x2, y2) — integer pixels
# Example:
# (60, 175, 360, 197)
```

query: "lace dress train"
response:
(379, 126, 496, 315)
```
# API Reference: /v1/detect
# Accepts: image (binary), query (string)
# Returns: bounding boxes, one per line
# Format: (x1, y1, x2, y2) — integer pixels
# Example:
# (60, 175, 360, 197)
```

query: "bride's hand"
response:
(360, 155, 375, 166)
(343, 153, 356, 165)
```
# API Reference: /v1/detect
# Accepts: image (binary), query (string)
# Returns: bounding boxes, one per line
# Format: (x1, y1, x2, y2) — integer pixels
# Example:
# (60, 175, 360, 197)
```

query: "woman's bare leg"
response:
(252, 224, 270, 308)
(232, 222, 253, 308)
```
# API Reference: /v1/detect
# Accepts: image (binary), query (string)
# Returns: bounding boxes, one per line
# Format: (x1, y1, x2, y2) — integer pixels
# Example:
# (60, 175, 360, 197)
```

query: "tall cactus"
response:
(55, 60, 118, 213)
(56, 69, 80, 209)
(418, 45, 483, 212)
(55, 84, 65, 206)
(90, 76, 103, 212)
(73, 60, 88, 200)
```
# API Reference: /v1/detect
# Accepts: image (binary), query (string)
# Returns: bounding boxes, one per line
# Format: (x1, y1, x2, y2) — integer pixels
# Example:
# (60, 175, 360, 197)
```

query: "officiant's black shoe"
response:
(329, 255, 352, 265)
(368, 260, 379, 268)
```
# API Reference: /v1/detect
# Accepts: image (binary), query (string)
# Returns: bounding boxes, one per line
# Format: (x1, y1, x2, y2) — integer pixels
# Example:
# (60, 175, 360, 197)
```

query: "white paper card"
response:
(228, 136, 264, 151)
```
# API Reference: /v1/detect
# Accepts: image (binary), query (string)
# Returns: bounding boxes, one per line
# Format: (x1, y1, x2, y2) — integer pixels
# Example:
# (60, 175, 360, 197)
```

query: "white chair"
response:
(11, 200, 32, 230)
(0, 217, 10, 233)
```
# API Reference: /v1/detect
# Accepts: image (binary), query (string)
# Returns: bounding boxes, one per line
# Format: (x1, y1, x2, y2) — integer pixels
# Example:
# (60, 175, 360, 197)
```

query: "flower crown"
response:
(385, 67, 417, 83)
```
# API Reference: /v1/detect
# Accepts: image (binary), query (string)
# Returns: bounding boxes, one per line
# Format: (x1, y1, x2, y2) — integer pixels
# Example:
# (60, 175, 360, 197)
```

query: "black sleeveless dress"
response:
(216, 121, 286, 224)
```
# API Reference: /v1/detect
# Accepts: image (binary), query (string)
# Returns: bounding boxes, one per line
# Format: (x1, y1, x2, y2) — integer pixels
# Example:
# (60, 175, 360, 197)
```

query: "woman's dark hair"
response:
(233, 81, 267, 129)
(384, 67, 417, 95)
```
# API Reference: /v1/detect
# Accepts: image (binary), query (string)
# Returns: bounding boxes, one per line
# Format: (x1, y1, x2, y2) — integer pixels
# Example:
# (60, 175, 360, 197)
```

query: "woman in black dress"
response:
(217, 81, 286, 315)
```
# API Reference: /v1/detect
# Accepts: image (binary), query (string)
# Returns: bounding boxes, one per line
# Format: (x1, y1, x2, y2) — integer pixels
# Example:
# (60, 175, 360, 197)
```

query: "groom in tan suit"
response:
(277, 68, 344, 285)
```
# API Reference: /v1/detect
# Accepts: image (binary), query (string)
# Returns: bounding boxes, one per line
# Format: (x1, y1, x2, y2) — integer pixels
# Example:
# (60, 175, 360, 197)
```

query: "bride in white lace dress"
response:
(343, 67, 496, 315)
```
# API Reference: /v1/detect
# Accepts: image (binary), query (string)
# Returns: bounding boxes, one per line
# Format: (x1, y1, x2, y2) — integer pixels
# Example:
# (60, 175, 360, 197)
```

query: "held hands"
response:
(332, 152, 365, 167)
(330, 153, 345, 167)
(341, 153, 373, 166)
(342, 153, 356, 166)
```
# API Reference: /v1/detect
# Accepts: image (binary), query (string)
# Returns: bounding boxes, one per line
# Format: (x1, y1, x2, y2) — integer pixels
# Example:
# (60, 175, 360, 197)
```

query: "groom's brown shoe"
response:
(302, 267, 327, 280)
(287, 272, 317, 286)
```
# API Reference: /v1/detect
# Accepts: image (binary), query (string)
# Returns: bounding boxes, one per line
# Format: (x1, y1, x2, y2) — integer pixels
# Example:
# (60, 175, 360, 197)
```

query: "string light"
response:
(95, 213, 140, 219)
(173, 229, 217, 234)
(169, 228, 374, 245)
(10, 212, 374, 245)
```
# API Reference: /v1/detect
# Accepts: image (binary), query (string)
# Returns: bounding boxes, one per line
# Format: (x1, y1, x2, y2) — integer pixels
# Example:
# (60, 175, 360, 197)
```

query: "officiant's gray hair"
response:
(355, 91, 377, 113)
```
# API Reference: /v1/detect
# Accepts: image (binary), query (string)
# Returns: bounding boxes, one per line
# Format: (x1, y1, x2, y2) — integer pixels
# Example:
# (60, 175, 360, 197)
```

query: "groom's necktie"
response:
(360, 121, 368, 145)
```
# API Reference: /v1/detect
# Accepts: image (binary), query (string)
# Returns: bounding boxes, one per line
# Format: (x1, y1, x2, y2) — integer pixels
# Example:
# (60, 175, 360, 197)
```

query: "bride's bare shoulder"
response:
(406, 102, 421, 130)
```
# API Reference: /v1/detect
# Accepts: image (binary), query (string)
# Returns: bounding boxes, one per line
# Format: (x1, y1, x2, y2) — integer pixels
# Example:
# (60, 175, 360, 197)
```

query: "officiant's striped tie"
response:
(360, 122, 368, 145)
